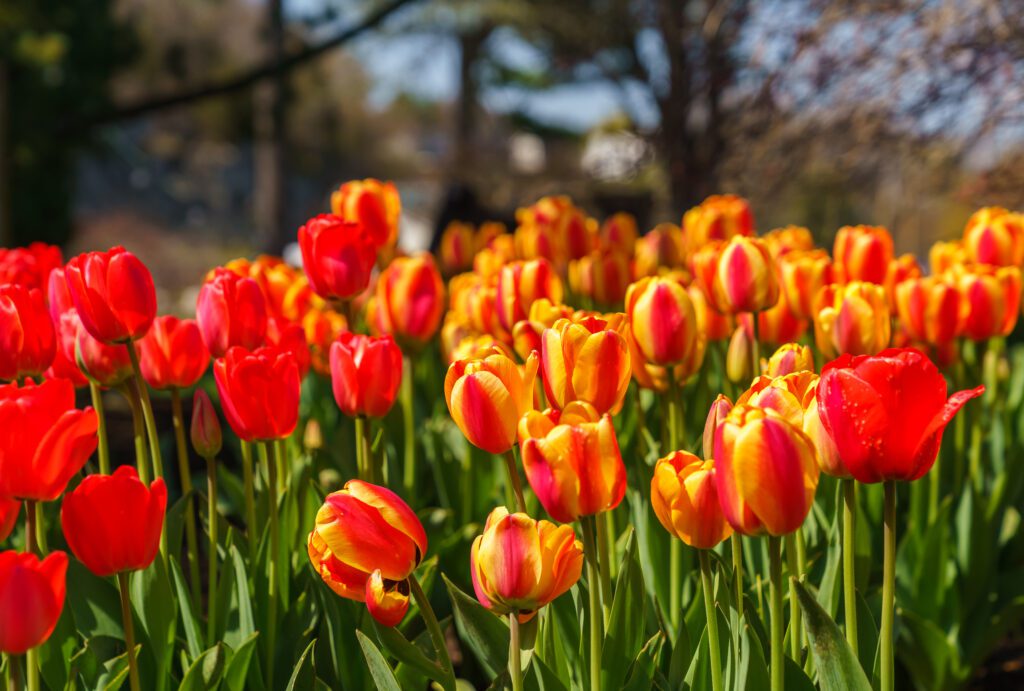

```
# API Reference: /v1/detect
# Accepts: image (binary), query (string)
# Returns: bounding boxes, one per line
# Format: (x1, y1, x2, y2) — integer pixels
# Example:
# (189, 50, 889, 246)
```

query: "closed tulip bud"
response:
(738, 296, 807, 347)
(0, 499, 19, 542)
(64, 247, 157, 344)
(963, 207, 1024, 268)
(682, 194, 754, 253)
(375, 254, 445, 349)
(762, 225, 814, 258)
(765, 343, 814, 377)
(75, 322, 132, 388)
(330, 332, 403, 418)
(952, 264, 1022, 340)
(213, 345, 300, 442)
(779, 249, 834, 319)
(471, 507, 584, 620)
(518, 405, 626, 522)
(0, 379, 98, 502)
(833, 225, 894, 284)
(691, 236, 779, 314)
(61, 467, 166, 577)
(190, 389, 222, 459)
(298, 214, 377, 301)
(136, 315, 210, 390)
(652, 451, 733, 549)
(930, 240, 966, 275)
(0, 551, 68, 654)
(568, 249, 631, 306)
(688, 283, 733, 341)
(307, 481, 427, 626)
(496, 259, 564, 333)
(197, 268, 269, 358)
(446, 349, 538, 454)
(540, 315, 630, 414)
(726, 325, 753, 384)
(883, 254, 923, 307)
(439, 221, 475, 277)
(714, 404, 819, 536)
(817, 348, 984, 483)
(625, 276, 699, 366)
(634, 223, 685, 278)
(599, 213, 638, 257)
(894, 276, 962, 347)
(813, 281, 891, 359)
(0, 243, 63, 293)
(330, 178, 401, 249)
(803, 397, 847, 478)
(703, 395, 733, 460)
(0, 285, 55, 382)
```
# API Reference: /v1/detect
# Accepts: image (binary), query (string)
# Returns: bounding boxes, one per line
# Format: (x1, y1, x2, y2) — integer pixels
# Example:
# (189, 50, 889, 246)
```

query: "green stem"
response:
(126, 339, 164, 480)
(206, 456, 219, 643)
(354, 416, 367, 481)
(363, 418, 380, 485)
(769, 535, 784, 691)
(502, 449, 527, 514)
(699, 550, 724, 691)
(731, 534, 744, 618)
(670, 538, 681, 630)
(401, 356, 416, 498)
(842, 479, 859, 656)
(117, 572, 141, 691)
(171, 389, 202, 612)
(123, 382, 151, 485)
(596, 511, 614, 623)
(276, 438, 288, 495)
(32, 502, 46, 556)
(881, 481, 896, 691)
(89, 382, 110, 475)
(24, 650, 37, 691)
(509, 612, 523, 691)
(264, 441, 280, 688)
(581, 515, 603, 691)
(240, 440, 257, 561)
(785, 533, 802, 661)
(750, 312, 761, 377)
(409, 574, 456, 691)
(24, 502, 36, 555)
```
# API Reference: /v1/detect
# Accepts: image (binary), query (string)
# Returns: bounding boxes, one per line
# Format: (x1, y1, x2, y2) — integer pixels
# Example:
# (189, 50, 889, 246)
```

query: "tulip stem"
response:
(881, 480, 896, 691)
(24, 650, 37, 691)
(666, 371, 682, 630)
(699, 550, 724, 691)
(580, 515, 603, 691)
(239, 440, 257, 561)
(750, 312, 761, 376)
(126, 339, 164, 481)
(509, 612, 524, 691)
(785, 532, 802, 661)
(842, 479, 859, 656)
(354, 416, 367, 481)
(264, 441, 280, 689)
(502, 449, 527, 514)
(409, 573, 456, 691)
(89, 382, 111, 475)
(769, 535, 784, 691)
(401, 356, 416, 499)
(596, 512, 614, 623)
(732, 534, 744, 618)
(276, 439, 288, 496)
(23, 501, 36, 555)
(123, 382, 151, 485)
(117, 572, 142, 691)
(206, 456, 219, 643)
(171, 389, 202, 613)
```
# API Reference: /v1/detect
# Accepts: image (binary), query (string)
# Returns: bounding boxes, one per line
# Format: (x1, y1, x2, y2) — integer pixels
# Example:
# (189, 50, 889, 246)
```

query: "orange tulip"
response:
(511, 299, 574, 363)
(301, 306, 348, 376)
(599, 213, 638, 257)
(450, 274, 504, 339)
(445, 349, 538, 454)
(682, 194, 754, 253)
(762, 225, 814, 258)
(438, 220, 476, 277)
(518, 404, 626, 523)
(375, 254, 445, 349)
(625, 276, 699, 366)
(813, 281, 891, 359)
(691, 236, 779, 314)
(833, 225, 894, 284)
(652, 451, 732, 549)
(779, 249, 834, 319)
(515, 196, 593, 268)
(765, 343, 814, 377)
(737, 295, 807, 347)
(951, 264, 1021, 341)
(930, 240, 966, 275)
(894, 276, 962, 347)
(688, 283, 733, 341)
(496, 259, 564, 333)
(223, 255, 315, 323)
(713, 404, 819, 536)
(470, 507, 583, 621)
(540, 315, 630, 414)
(633, 223, 686, 278)
(330, 178, 401, 250)
(963, 207, 1024, 267)
(568, 248, 631, 306)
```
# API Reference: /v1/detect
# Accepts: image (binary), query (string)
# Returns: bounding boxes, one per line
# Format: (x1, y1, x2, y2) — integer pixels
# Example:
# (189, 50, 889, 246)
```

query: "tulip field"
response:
(2, 188, 1023, 691)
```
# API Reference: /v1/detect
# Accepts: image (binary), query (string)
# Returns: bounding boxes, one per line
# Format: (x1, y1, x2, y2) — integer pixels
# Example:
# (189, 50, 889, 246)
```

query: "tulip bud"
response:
(691, 236, 779, 315)
(375, 254, 445, 350)
(813, 281, 891, 359)
(0, 551, 68, 654)
(297, 214, 377, 301)
(833, 225, 894, 284)
(726, 325, 753, 384)
(190, 389, 222, 460)
(0, 285, 55, 382)
(652, 451, 733, 549)
(765, 343, 814, 377)
(197, 268, 269, 358)
(470, 507, 584, 620)
(778, 249, 834, 319)
(64, 247, 157, 344)
(963, 207, 1024, 268)
(703, 395, 733, 460)
(514, 196, 593, 269)
(213, 345, 300, 442)
(496, 259, 564, 333)
(439, 221, 475, 277)
(599, 213, 638, 257)
(894, 276, 962, 347)
(625, 276, 699, 366)
(330, 332, 403, 419)
(137, 315, 210, 390)
(540, 315, 631, 414)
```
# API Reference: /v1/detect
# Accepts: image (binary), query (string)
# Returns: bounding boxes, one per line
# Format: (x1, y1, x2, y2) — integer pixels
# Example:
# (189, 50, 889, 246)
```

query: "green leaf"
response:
(356, 631, 403, 691)
(621, 632, 665, 691)
(222, 632, 260, 691)
(226, 544, 256, 647)
(65, 559, 123, 640)
(443, 573, 509, 677)
(169, 558, 204, 660)
(38, 601, 78, 691)
(178, 643, 226, 691)
(667, 613, 691, 688)
(793, 581, 871, 691)
(98, 645, 138, 691)
(602, 529, 645, 690)
(284, 639, 318, 691)
(130, 557, 178, 691)
(372, 619, 445, 681)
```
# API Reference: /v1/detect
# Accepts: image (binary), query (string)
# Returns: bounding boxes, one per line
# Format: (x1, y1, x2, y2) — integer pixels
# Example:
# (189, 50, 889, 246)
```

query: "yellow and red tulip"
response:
(930, 239, 966, 275)
(375, 254, 445, 349)
(496, 259, 564, 334)
(691, 236, 779, 315)
(568, 248, 631, 307)
(894, 276, 962, 347)
(765, 343, 815, 377)
(330, 178, 401, 253)
(625, 276, 699, 366)
(778, 249, 834, 319)
(540, 314, 631, 414)
(651, 451, 733, 550)
(599, 213, 638, 257)
(762, 225, 814, 258)
(963, 206, 1024, 268)
(682, 194, 754, 253)
(833, 225, 894, 284)
(813, 281, 891, 359)
(633, 223, 686, 278)
(951, 264, 1022, 341)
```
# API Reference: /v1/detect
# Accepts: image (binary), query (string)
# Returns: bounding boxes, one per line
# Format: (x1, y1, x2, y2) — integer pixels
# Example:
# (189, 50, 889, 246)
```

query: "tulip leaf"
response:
(667, 612, 692, 688)
(169, 557, 204, 659)
(98, 644, 139, 691)
(64, 559, 124, 640)
(793, 580, 871, 691)
(227, 544, 256, 646)
(621, 632, 665, 691)
(38, 600, 78, 691)
(372, 619, 445, 681)
(222, 632, 260, 691)
(130, 556, 178, 691)
(311, 577, 366, 691)
(443, 573, 509, 678)
(178, 643, 226, 691)
(283, 638, 318, 691)
(356, 631, 403, 691)
(602, 528, 645, 690)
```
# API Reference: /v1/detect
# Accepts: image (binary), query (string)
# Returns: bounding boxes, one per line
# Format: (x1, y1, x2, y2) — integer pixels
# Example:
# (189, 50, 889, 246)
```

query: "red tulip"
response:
(0, 378, 97, 502)
(0, 551, 68, 654)
(61, 466, 167, 577)
(196, 268, 268, 358)
(817, 348, 984, 483)
(137, 315, 210, 390)
(75, 321, 133, 388)
(0, 499, 18, 543)
(266, 317, 310, 379)
(0, 285, 55, 382)
(0, 243, 63, 293)
(213, 345, 300, 442)
(64, 247, 157, 344)
(330, 332, 403, 418)
(298, 214, 378, 301)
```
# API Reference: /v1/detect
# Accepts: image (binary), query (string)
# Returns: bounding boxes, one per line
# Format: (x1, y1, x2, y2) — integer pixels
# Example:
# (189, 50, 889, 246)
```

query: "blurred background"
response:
(2, 0, 1022, 303)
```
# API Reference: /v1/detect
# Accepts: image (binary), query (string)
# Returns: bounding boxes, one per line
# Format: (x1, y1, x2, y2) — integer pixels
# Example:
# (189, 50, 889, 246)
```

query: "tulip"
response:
(0, 378, 98, 502)
(762, 225, 814, 258)
(930, 240, 966, 275)
(64, 247, 157, 344)
(691, 236, 779, 315)
(196, 268, 269, 358)
(882, 253, 922, 308)
(61, 466, 166, 577)
(475, 235, 517, 280)
(951, 264, 1022, 341)
(298, 214, 378, 301)
(833, 225, 894, 284)
(439, 220, 475, 276)
(511, 299, 574, 363)
(652, 451, 732, 550)
(737, 296, 807, 348)
(44, 317, 89, 388)
(75, 320, 133, 388)
(330, 178, 401, 249)
(0, 243, 63, 292)
(963, 206, 1024, 267)
(450, 274, 504, 340)
(625, 276, 699, 366)
(726, 325, 753, 384)
(766, 343, 814, 377)
(893, 276, 962, 347)
(703, 395, 733, 460)
(633, 223, 686, 278)
(515, 196, 593, 268)
(223, 255, 315, 323)
(0, 550, 68, 654)
(213, 345, 300, 442)
(0, 284, 55, 382)
(540, 315, 630, 414)
(374, 254, 445, 348)
(682, 194, 754, 253)
(190, 390, 222, 460)
(307, 480, 427, 625)
(445, 349, 538, 455)
(302, 305, 348, 376)
(0, 499, 18, 542)
(517, 404, 626, 523)
(778, 249, 834, 319)
(813, 281, 891, 359)
(265, 317, 310, 379)
(735, 371, 818, 428)
(599, 213, 638, 256)
(136, 315, 210, 390)
(496, 259, 564, 334)
(803, 397, 846, 479)
(330, 332, 403, 419)
(568, 248, 631, 306)
(470, 507, 583, 621)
